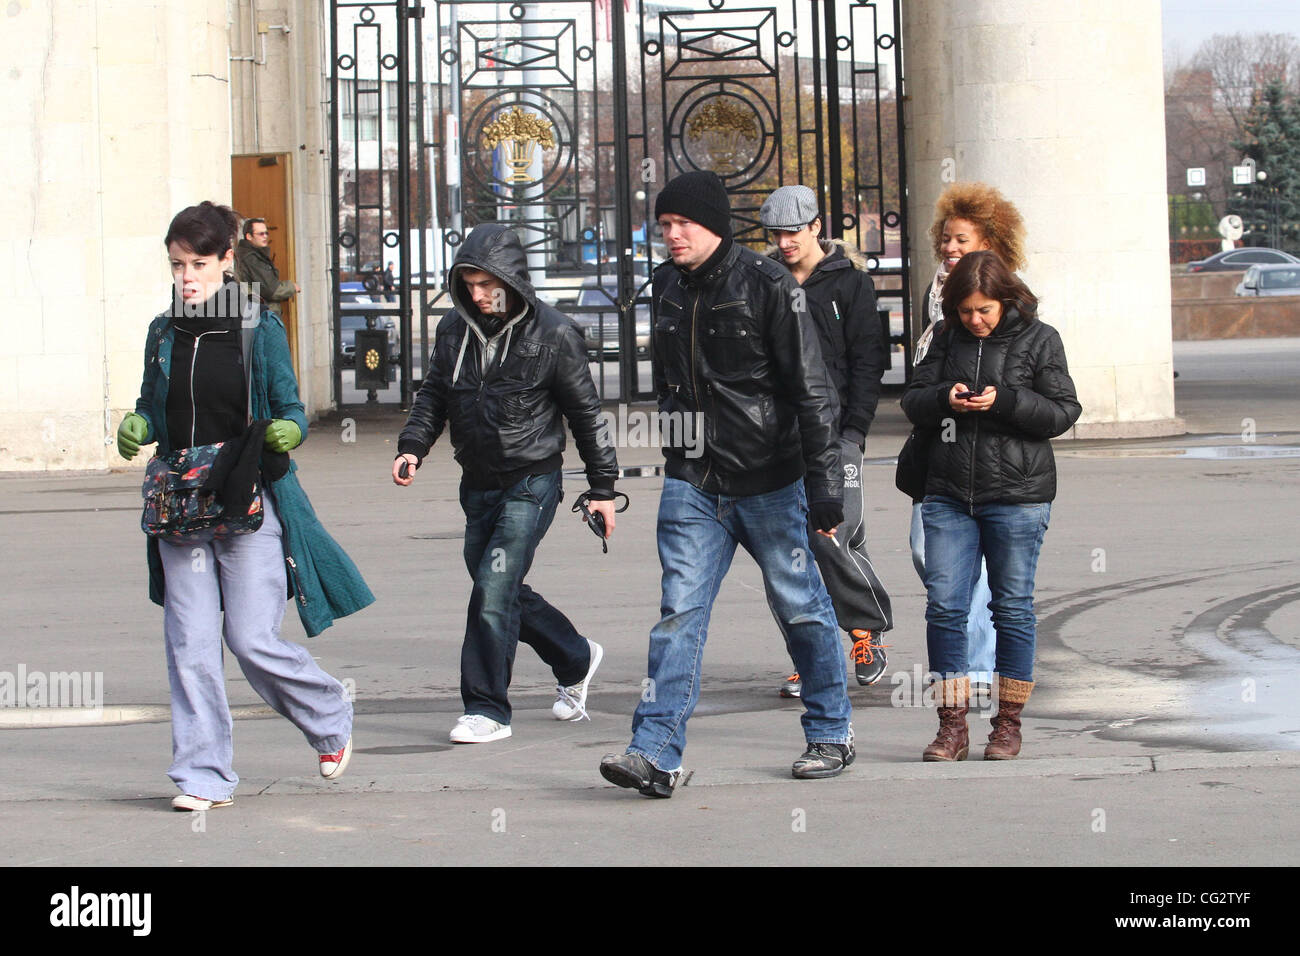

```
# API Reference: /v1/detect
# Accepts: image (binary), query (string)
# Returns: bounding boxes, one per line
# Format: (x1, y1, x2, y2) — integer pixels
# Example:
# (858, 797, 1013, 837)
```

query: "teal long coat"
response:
(135, 307, 374, 637)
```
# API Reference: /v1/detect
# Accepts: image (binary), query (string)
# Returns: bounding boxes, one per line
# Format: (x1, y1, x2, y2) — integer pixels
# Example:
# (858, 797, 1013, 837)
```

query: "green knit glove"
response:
(117, 413, 148, 460)
(264, 419, 302, 453)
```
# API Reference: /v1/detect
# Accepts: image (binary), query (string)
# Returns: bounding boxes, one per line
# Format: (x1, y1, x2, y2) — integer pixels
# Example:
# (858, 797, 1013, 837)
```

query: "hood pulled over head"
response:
(448, 223, 537, 330)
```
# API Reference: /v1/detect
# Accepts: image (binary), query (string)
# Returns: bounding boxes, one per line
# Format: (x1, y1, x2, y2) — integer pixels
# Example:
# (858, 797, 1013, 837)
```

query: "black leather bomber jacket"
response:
(398, 224, 618, 493)
(651, 239, 842, 503)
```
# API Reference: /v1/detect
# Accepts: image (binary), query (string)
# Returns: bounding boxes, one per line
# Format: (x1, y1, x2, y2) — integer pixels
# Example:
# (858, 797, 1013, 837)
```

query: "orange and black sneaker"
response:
(779, 672, 802, 698)
(850, 630, 890, 686)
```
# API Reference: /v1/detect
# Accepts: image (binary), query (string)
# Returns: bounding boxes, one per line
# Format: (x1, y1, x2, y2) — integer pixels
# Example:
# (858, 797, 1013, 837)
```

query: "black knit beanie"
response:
(654, 170, 732, 239)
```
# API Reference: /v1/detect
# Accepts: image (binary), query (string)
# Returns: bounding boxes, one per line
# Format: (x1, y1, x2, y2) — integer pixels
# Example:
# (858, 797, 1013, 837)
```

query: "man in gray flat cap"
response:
(761, 184, 894, 697)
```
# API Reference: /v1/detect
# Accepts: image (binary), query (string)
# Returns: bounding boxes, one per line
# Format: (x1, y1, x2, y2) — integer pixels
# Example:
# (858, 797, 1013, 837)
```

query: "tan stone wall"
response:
(1, 0, 231, 472)
(1169, 272, 1300, 338)
(903, 0, 1180, 438)
(1171, 272, 1243, 301)
(1172, 296, 1300, 340)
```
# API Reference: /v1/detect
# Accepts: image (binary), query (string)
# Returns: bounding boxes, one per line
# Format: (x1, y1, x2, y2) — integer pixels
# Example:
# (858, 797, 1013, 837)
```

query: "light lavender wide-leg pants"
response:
(158, 495, 352, 800)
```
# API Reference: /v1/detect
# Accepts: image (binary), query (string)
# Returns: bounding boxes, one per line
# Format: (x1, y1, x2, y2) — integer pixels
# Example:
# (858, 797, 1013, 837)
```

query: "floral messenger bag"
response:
(141, 442, 263, 542)
(140, 322, 264, 543)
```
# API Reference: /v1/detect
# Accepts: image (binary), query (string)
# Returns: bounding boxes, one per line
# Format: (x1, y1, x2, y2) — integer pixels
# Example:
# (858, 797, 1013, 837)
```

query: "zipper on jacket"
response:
(285, 556, 308, 606)
(187, 329, 222, 448)
(689, 289, 712, 488)
(967, 339, 984, 513)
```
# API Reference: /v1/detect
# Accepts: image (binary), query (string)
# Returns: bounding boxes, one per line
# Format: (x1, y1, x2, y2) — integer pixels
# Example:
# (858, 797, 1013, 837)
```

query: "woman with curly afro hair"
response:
(909, 182, 1027, 713)
(924, 182, 1027, 336)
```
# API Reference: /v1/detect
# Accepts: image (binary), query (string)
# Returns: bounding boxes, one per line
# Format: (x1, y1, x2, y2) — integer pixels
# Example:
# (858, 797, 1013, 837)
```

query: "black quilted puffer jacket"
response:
(900, 307, 1081, 506)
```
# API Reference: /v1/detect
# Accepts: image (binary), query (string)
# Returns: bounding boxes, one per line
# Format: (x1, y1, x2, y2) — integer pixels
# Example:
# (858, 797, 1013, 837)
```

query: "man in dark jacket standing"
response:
(760, 185, 894, 696)
(599, 171, 854, 797)
(393, 224, 618, 744)
(234, 218, 298, 313)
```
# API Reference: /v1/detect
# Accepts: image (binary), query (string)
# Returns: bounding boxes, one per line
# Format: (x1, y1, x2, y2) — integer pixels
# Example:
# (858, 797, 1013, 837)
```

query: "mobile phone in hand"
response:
(955, 387, 985, 400)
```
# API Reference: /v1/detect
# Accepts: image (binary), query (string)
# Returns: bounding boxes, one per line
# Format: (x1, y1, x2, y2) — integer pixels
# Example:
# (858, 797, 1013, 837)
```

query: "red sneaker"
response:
(319, 737, 352, 779)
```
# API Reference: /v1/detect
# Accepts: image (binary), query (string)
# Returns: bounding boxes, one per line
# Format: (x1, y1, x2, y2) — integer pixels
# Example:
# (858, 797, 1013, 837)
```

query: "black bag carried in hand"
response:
(894, 427, 934, 501)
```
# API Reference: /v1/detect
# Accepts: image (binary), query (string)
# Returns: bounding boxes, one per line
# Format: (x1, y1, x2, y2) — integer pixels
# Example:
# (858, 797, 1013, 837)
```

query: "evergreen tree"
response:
(1228, 80, 1300, 251)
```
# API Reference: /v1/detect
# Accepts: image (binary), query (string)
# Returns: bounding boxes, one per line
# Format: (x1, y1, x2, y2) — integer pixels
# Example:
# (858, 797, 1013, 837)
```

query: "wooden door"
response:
(232, 153, 297, 372)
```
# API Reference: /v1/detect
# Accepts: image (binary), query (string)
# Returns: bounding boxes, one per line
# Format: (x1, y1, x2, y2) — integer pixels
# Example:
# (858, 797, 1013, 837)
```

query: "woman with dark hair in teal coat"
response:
(118, 201, 372, 812)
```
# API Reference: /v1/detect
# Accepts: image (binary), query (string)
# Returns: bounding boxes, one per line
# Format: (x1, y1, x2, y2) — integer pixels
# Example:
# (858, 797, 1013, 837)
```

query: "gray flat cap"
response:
(760, 185, 819, 230)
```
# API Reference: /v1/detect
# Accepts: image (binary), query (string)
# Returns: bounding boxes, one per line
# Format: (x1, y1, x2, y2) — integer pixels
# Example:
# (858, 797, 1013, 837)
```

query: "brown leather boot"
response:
(922, 677, 970, 761)
(984, 677, 1034, 760)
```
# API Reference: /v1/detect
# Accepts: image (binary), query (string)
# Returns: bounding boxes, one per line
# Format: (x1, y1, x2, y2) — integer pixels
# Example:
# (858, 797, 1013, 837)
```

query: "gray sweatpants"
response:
(158, 494, 352, 800)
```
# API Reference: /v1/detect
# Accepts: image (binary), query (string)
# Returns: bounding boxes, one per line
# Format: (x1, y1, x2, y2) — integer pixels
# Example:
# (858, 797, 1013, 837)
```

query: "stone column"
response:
(1, 0, 231, 471)
(903, 0, 1180, 437)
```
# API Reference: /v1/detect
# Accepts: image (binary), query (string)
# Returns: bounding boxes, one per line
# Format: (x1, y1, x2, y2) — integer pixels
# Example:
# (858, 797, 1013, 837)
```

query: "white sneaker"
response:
(171, 794, 234, 812)
(449, 714, 512, 743)
(552, 640, 604, 721)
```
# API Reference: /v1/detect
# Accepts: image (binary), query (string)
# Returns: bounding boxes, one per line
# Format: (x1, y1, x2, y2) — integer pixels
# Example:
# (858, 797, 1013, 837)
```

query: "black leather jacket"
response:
(652, 239, 842, 502)
(398, 224, 618, 493)
(901, 307, 1081, 505)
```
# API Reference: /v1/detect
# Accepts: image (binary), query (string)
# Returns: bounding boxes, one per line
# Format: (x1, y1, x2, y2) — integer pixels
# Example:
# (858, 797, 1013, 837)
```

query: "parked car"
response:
(339, 282, 399, 369)
(1235, 264, 1300, 296)
(1186, 247, 1299, 273)
(569, 277, 651, 360)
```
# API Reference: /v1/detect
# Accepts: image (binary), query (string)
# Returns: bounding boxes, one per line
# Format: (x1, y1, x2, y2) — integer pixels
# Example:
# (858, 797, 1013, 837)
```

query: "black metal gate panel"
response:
(631, 0, 909, 383)
(329, 0, 907, 405)
(426, 0, 643, 399)
(330, 1, 420, 406)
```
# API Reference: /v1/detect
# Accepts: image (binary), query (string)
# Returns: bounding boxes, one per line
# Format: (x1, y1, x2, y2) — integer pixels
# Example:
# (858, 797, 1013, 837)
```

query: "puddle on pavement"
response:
(1064, 444, 1300, 460)
(1040, 571, 1300, 752)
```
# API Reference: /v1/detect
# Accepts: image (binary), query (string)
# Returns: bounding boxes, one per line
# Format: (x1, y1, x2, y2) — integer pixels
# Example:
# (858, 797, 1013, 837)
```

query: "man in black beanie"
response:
(600, 171, 854, 797)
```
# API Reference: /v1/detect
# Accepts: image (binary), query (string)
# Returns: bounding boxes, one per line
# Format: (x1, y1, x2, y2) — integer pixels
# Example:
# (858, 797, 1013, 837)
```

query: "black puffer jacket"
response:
(767, 240, 887, 440)
(653, 239, 842, 503)
(399, 224, 618, 493)
(901, 308, 1081, 505)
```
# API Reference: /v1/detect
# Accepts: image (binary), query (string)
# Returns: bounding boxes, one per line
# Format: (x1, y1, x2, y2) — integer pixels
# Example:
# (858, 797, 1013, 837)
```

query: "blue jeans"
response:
(629, 477, 852, 770)
(920, 496, 1051, 683)
(459, 471, 592, 724)
(911, 502, 995, 679)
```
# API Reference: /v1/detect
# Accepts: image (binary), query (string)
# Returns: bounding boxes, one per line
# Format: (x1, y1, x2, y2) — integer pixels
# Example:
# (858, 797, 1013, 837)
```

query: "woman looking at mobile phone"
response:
(909, 183, 1028, 706)
(901, 251, 1080, 761)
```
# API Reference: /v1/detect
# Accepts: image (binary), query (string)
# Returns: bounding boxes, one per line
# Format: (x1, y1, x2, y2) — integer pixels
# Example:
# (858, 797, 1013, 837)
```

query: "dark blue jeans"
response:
(921, 496, 1051, 682)
(459, 471, 591, 723)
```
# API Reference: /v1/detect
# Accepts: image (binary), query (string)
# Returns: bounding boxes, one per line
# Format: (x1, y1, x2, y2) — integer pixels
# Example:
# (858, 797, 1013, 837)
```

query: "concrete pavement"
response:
(1, 338, 1298, 867)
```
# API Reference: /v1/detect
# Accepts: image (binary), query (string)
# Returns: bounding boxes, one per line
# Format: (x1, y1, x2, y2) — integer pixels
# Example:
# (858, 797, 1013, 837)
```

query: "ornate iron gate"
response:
(329, 0, 907, 405)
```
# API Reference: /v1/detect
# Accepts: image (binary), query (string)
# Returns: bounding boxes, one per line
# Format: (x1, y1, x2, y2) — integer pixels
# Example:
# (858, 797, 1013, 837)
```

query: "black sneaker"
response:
(851, 629, 889, 686)
(779, 672, 802, 698)
(791, 739, 856, 779)
(600, 752, 683, 798)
